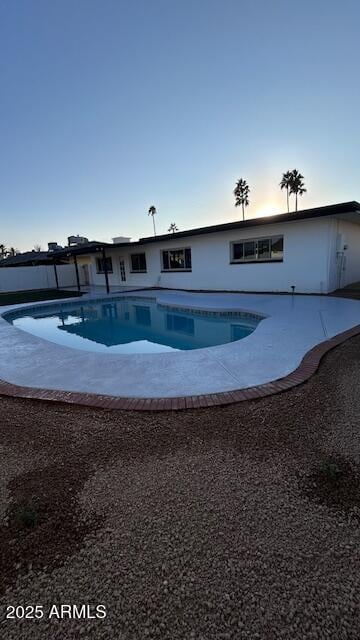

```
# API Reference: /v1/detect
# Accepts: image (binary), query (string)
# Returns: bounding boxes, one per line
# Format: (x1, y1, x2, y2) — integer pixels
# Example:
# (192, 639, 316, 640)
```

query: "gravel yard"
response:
(0, 336, 360, 639)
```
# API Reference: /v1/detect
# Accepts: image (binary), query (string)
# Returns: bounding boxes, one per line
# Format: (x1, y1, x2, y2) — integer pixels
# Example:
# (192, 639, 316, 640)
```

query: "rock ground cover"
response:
(0, 336, 360, 639)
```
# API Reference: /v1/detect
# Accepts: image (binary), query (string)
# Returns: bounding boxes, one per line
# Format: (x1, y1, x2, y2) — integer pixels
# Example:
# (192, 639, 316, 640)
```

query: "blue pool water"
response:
(7, 296, 262, 354)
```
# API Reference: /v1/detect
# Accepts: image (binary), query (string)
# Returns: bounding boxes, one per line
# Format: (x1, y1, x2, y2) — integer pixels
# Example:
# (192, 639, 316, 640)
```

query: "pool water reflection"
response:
(9, 296, 262, 354)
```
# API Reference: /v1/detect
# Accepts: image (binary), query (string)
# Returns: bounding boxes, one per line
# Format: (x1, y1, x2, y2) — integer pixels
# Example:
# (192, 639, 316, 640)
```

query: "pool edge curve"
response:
(0, 323, 359, 411)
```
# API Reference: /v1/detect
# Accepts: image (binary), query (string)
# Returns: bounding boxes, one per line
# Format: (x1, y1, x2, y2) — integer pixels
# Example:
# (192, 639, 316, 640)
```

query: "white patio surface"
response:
(61, 284, 147, 294)
(0, 290, 359, 398)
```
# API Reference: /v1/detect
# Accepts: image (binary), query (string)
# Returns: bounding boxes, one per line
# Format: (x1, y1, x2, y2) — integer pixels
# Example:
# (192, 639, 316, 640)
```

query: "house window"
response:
(231, 236, 283, 263)
(96, 257, 113, 273)
(244, 241, 256, 261)
(162, 248, 192, 271)
(271, 236, 284, 260)
(257, 239, 270, 260)
(130, 253, 147, 272)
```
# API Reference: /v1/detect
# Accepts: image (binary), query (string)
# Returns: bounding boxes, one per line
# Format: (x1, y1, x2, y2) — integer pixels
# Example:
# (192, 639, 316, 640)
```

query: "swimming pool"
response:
(7, 296, 263, 354)
(1, 291, 360, 403)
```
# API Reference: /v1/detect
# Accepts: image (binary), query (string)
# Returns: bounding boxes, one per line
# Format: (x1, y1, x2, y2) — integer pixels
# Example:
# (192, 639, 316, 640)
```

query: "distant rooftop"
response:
(0, 251, 68, 267)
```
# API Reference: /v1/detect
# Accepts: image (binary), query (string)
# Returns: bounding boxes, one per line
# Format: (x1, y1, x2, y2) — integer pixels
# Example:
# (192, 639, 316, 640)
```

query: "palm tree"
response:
(148, 205, 157, 236)
(0, 244, 7, 259)
(289, 169, 307, 212)
(233, 178, 250, 220)
(168, 223, 178, 234)
(8, 247, 17, 256)
(280, 171, 292, 212)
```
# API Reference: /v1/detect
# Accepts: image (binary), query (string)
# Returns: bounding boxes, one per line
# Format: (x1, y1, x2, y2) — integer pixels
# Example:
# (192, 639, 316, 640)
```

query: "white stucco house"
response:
(58, 201, 360, 295)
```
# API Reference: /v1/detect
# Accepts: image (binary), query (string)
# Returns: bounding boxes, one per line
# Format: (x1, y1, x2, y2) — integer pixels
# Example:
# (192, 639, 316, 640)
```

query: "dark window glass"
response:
(231, 236, 284, 263)
(162, 251, 169, 270)
(96, 257, 113, 273)
(169, 250, 184, 269)
(162, 248, 191, 270)
(257, 239, 270, 260)
(140, 254, 147, 270)
(271, 236, 284, 259)
(185, 248, 192, 269)
(131, 253, 147, 272)
(244, 241, 255, 260)
(233, 243, 243, 260)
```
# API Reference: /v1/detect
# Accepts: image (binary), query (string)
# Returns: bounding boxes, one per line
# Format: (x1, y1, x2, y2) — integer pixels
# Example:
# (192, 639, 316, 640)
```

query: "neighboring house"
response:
(51, 201, 360, 294)
(0, 251, 63, 268)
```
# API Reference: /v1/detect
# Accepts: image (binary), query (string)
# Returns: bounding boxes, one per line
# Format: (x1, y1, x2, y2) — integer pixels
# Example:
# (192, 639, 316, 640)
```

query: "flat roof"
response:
(53, 200, 360, 258)
(135, 200, 360, 245)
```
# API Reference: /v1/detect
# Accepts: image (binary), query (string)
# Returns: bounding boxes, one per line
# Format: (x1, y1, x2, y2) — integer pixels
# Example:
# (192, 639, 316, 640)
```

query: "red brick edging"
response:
(0, 325, 359, 411)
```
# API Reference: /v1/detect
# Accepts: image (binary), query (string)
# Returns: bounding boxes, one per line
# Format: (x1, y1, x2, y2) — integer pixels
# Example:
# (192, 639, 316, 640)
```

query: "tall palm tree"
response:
(280, 171, 292, 212)
(233, 178, 250, 220)
(168, 223, 178, 234)
(148, 205, 157, 236)
(289, 170, 307, 212)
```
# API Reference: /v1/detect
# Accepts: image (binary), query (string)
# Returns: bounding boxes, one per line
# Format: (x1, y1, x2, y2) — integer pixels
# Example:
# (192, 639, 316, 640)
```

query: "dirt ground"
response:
(0, 336, 360, 639)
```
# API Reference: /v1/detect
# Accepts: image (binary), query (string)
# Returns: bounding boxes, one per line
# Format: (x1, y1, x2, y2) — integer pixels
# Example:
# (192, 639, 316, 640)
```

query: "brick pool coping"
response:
(0, 324, 359, 411)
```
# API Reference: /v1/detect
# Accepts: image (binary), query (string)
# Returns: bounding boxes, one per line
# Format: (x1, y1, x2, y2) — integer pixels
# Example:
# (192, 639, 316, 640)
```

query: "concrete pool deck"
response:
(0, 289, 360, 410)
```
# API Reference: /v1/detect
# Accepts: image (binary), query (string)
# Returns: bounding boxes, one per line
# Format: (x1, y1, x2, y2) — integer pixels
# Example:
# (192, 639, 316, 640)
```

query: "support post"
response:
(74, 255, 81, 293)
(53, 263, 59, 289)
(102, 248, 110, 294)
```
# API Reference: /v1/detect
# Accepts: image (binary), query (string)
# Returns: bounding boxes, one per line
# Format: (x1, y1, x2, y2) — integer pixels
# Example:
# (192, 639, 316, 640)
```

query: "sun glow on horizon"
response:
(254, 204, 279, 219)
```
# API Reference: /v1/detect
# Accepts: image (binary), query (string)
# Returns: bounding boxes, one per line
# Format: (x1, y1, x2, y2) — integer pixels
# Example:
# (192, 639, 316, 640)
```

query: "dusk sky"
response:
(1, 0, 359, 251)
